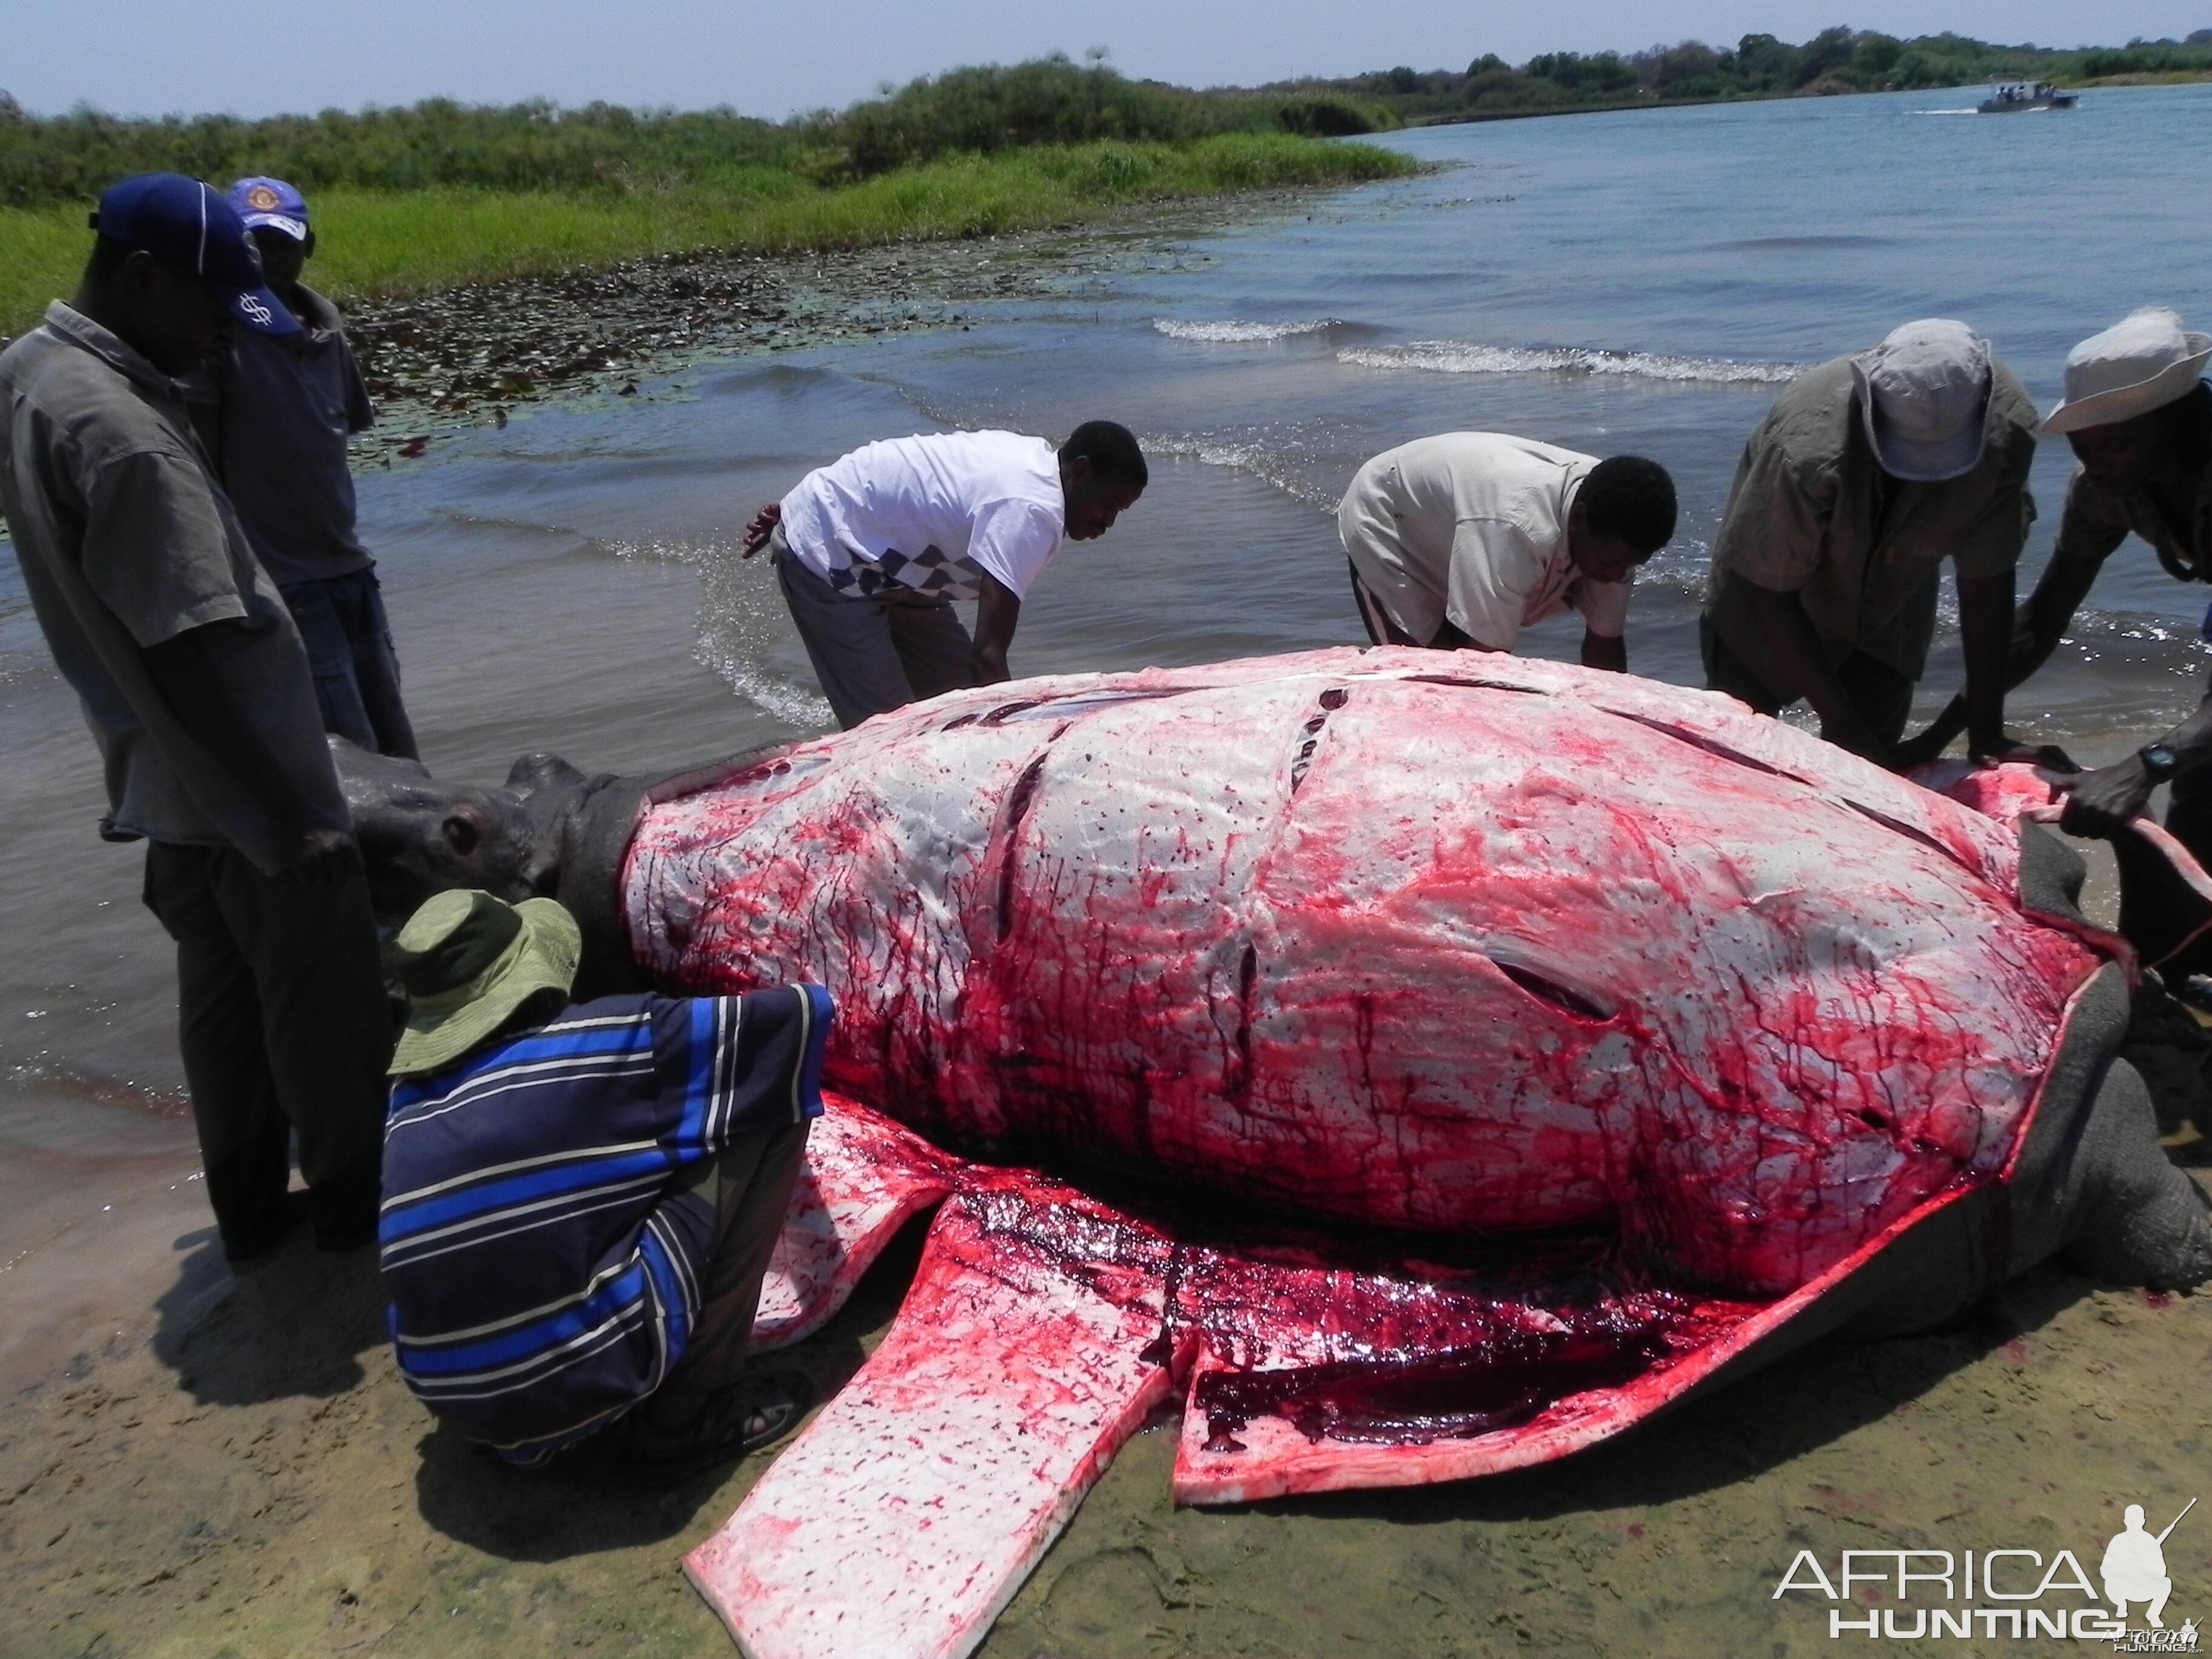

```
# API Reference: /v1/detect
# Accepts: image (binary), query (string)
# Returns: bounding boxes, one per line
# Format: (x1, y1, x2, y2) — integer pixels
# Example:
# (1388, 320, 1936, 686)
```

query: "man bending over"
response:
(745, 422, 1147, 728)
(1338, 432, 1677, 671)
(380, 888, 829, 1477)
(1701, 318, 2042, 766)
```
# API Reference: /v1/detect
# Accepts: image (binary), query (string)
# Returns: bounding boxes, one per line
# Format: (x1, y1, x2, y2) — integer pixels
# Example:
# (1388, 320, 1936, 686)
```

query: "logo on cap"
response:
(244, 185, 283, 213)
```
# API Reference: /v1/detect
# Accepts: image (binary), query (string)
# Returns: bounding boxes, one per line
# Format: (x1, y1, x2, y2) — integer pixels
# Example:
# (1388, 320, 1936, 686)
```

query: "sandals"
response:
(624, 1369, 816, 1486)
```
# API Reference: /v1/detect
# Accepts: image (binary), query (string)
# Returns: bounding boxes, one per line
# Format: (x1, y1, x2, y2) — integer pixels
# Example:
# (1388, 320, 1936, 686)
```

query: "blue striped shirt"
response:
(379, 987, 832, 1464)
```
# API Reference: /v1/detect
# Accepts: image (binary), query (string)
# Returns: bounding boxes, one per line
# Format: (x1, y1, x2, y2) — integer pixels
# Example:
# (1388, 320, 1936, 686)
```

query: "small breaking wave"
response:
(1145, 432, 1343, 512)
(1153, 318, 1343, 344)
(605, 534, 838, 727)
(1338, 340, 1803, 386)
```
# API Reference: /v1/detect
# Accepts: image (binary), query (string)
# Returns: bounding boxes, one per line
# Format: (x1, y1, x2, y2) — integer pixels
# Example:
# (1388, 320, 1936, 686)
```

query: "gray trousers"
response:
(140, 840, 393, 1254)
(774, 534, 978, 729)
(635, 1116, 811, 1432)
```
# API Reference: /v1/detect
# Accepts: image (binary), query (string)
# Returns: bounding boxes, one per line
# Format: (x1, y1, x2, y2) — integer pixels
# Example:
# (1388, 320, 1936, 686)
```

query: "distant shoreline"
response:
(1408, 69, 2212, 129)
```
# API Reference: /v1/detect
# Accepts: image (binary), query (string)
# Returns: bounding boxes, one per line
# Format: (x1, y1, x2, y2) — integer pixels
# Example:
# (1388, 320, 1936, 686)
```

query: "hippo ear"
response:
(504, 752, 588, 797)
(329, 732, 432, 785)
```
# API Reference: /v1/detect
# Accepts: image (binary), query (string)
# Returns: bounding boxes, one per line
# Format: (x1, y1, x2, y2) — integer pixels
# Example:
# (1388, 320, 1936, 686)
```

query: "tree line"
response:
(1342, 27, 2212, 120)
(0, 58, 1391, 209)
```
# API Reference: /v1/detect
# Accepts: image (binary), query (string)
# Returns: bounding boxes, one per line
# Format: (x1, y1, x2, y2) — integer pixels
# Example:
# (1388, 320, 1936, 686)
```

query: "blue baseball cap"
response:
(227, 176, 309, 242)
(91, 173, 300, 337)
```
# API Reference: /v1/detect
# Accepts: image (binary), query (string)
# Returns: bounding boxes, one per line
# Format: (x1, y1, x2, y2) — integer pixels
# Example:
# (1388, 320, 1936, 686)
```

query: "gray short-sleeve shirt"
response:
(0, 303, 349, 870)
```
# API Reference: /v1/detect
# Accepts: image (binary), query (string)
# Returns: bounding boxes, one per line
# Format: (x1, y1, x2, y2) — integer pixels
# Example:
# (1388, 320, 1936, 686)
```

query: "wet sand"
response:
(2, 1145, 2207, 1658)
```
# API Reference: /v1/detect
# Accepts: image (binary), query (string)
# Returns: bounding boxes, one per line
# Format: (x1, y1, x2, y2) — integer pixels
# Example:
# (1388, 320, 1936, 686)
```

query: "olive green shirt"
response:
(1705, 354, 2039, 679)
(2049, 411, 2212, 585)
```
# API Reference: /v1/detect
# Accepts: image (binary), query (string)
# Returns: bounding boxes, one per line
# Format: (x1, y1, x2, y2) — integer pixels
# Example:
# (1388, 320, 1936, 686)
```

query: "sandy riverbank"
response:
(1, 1107, 2207, 1659)
(4, 964, 2208, 1659)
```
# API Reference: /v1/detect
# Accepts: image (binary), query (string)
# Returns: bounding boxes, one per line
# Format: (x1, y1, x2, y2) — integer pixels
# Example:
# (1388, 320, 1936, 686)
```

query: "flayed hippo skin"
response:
(337, 647, 2212, 1659)
(635, 654, 2098, 1293)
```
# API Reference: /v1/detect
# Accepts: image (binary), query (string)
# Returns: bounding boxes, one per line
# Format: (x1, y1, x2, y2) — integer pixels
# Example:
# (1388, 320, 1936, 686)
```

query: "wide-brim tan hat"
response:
(389, 890, 581, 1078)
(2044, 307, 2212, 435)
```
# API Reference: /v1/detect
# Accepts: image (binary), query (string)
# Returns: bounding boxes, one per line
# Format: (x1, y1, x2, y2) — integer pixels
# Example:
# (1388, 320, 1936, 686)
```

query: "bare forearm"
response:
(2139, 699, 2212, 771)
(2055, 699, 2212, 835)
(2014, 544, 2108, 686)
(1580, 631, 1626, 673)
(1956, 569, 2016, 757)
(971, 578, 1021, 685)
(1899, 554, 2105, 763)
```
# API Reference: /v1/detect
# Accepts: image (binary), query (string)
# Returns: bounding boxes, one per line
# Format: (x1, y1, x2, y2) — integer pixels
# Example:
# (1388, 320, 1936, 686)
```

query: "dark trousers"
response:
(2169, 683, 2212, 874)
(774, 538, 977, 730)
(280, 568, 419, 760)
(635, 1118, 810, 1433)
(1701, 614, 1916, 748)
(141, 841, 394, 1254)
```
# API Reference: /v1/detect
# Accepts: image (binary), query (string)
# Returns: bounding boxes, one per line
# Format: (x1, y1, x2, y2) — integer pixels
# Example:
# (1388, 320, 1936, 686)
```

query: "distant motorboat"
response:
(1979, 80, 2078, 113)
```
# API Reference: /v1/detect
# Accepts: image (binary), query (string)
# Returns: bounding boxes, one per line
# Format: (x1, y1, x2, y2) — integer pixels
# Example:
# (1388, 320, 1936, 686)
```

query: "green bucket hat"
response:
(389, 890, 582, 1078)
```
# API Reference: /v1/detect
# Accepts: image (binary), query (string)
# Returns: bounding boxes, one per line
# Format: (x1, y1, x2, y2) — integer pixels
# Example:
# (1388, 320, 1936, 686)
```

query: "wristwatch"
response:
(2137, 742, 2180, 782)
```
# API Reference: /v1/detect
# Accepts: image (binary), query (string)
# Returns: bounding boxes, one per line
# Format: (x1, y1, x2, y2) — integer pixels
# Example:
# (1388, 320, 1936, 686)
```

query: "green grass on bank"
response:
(0, 134, 1418, 341)
(0, 62, 1396, 206)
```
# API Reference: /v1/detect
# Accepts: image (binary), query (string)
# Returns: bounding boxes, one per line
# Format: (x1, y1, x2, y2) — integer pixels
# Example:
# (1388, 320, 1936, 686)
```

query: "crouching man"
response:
(378, 888, 829, 1478)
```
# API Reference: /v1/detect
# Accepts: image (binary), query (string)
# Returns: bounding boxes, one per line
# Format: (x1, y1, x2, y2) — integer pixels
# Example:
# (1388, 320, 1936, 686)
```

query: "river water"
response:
(3, 84, 2210, 1317)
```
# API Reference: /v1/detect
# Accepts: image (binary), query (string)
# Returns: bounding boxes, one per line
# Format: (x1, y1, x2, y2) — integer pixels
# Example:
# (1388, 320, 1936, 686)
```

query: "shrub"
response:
(1273, 99, 1377, 136)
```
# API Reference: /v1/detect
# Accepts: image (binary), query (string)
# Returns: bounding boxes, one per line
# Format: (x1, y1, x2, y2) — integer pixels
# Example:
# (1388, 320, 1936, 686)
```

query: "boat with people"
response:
(1979, 79, 2078, 112)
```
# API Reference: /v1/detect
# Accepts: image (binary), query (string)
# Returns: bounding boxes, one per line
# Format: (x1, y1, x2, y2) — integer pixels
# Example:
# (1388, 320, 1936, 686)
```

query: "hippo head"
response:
(333, 739, 583, 924)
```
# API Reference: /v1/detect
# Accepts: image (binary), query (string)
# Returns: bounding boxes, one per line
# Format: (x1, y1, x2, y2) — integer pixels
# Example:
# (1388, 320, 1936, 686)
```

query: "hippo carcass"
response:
(343, 646, 2212, 1659)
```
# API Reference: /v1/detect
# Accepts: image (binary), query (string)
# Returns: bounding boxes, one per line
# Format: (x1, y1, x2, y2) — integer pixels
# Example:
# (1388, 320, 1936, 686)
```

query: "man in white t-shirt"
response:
(1338, 433, 1677, 671)
(743, 423, 1147, 727)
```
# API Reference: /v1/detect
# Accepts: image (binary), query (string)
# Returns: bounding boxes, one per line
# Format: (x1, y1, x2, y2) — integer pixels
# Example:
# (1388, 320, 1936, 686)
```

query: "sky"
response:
(8, 0, 2209, 121)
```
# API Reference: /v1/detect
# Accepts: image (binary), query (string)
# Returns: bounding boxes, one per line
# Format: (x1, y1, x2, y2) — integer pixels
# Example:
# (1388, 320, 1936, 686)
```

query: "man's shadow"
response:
(151, 1220, 385, 1404)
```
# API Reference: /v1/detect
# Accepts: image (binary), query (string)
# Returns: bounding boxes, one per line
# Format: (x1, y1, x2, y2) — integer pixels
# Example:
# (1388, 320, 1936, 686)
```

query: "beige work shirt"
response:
(1705, 355, 2039, 679)
(2049, 420, 2212, 584)
(0, 303, 347, 872)
(1338, 432, 1631, 651)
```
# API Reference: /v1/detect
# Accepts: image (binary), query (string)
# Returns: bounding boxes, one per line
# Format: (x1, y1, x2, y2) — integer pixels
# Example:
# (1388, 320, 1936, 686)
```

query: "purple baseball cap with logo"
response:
(227, 176, 309, 242)
(91, 173, 300, 337)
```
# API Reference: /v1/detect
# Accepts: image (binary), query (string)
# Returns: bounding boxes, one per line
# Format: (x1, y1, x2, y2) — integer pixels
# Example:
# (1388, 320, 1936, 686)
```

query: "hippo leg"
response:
(2003, 964, 2212, 1293)
(2056, 1054, 2212, 1289)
